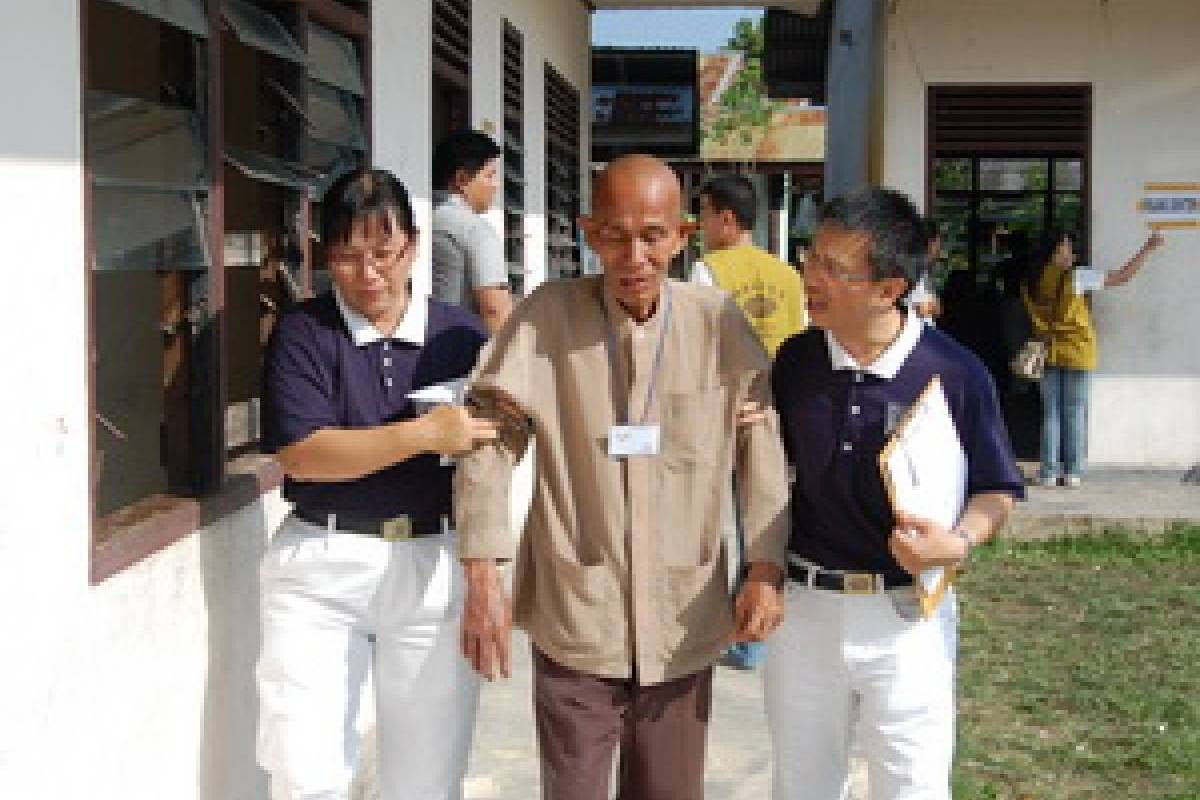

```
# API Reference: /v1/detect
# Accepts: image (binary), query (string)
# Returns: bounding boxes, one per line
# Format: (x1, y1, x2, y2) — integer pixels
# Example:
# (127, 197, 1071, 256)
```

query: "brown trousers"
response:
(533, 648, 713, 800)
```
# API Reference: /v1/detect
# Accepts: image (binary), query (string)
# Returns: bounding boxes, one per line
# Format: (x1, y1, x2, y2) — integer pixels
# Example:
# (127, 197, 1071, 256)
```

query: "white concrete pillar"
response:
(373, 0, 434, 297)
(522, 30, 548, 290)
(471, 0, 506, 240)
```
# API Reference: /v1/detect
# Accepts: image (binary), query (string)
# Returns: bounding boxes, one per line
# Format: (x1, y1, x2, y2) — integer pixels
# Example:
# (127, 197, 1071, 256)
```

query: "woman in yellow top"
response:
(1022, 230, 1164, 487)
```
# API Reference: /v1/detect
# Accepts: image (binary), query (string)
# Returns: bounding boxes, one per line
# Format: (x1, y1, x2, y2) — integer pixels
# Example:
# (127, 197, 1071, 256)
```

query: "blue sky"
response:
(591, 7, 763, 53)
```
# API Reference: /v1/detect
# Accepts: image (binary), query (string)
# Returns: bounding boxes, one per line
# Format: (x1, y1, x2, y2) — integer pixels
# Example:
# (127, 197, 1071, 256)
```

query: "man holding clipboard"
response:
(767, 188, 1025, 799)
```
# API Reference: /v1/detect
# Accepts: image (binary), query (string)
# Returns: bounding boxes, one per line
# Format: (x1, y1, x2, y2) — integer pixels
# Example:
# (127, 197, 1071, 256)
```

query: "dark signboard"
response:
(592, 48, 699, 161)
(764, 6, 832, 105)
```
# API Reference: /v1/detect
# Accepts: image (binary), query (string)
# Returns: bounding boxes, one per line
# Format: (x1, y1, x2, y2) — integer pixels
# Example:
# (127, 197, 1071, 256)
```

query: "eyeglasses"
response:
(327, 244, 410, 269)
(801, 253, 873, 283)
(590, 225, 675, 250)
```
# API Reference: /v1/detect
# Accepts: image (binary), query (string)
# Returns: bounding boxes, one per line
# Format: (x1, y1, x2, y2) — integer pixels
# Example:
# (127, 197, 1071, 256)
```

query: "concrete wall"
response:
(0, 1, 588, 798)
(475, 0, 592, 291)
(0, 6, 284, 798)
(880, 0, 1200, 466)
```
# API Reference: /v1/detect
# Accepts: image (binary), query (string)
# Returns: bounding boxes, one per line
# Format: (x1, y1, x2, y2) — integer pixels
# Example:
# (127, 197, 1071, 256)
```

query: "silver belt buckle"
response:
(842, 572, 879, 595)
(380, 516, 413, 541)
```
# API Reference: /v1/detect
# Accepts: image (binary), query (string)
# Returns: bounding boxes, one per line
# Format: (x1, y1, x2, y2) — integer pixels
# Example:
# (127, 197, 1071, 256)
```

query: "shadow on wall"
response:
(197, 500, 275, 800)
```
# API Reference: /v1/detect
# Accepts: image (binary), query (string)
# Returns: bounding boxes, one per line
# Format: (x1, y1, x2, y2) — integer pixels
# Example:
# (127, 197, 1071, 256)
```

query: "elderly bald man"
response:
(454, 154, 790, 800)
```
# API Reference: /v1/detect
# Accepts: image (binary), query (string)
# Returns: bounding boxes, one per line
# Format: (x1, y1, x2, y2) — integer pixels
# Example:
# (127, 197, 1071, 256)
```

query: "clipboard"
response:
(878, 375, 967, 617)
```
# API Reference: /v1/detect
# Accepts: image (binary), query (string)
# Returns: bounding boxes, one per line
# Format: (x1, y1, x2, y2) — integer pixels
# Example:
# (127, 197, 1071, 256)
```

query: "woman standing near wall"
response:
(1022, 229, 1165, 487)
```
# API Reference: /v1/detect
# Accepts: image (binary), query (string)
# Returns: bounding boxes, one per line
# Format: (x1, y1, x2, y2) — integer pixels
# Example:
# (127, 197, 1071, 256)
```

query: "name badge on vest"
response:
(608, 424, 661, 458)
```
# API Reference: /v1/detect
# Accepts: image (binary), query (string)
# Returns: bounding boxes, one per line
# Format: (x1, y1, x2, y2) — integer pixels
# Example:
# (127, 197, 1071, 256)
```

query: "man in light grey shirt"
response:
(431, 130, 513, 333)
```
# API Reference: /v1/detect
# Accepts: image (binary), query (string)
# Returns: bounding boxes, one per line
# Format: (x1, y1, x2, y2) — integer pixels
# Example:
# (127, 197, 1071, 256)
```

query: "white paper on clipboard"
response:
(406, 378, 467, 411)
(879, 375, 967, 617)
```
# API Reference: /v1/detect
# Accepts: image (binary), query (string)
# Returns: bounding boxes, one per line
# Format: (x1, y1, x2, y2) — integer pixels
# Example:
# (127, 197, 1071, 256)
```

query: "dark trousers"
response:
(533, 648, 712, 800)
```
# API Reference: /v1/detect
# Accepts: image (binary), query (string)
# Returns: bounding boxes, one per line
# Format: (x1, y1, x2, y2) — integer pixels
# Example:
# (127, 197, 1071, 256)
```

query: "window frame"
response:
(85, 0, 372, 583)
(925, 83, 1092, 273)
(544, 63, 582, 281)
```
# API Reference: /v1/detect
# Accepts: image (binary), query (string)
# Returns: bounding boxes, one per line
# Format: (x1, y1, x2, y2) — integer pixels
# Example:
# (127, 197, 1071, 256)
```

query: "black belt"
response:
(294, 508, 444, 540)
(786, 561, 912, 593)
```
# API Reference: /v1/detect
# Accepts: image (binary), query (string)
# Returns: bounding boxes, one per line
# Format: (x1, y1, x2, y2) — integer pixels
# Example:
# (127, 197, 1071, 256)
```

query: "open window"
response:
(432, 0, 471, 143)
(87, 0, 211, 518)
(84, 0, 371, 580)
(545, 64, 581, 281)
(502, 20, 525, 296)
(104, 0, 208, 37)
(220, 0, 310, 458)
(306, 23, 367, 196)
(305, 20, 369, 293)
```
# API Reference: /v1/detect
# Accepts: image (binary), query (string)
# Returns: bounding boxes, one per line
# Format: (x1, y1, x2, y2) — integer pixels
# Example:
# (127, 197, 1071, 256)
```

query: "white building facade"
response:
(0, 1, 587, 797)
(879, 0, 1200, 467)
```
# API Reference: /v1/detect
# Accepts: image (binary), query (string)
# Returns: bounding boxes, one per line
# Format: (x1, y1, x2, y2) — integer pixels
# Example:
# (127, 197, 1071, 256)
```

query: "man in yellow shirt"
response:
(693, 174, 807, 669)
(693, 174, 807, 356)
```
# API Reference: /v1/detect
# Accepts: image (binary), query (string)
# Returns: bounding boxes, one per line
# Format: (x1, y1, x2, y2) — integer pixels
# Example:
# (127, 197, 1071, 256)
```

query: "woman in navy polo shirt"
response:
(257, 168, 496, 800)
(767, 188, 1024, 800)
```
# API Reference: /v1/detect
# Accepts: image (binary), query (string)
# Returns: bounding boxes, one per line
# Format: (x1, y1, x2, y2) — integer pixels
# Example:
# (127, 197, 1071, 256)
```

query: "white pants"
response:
(256, 514, 480, 800)
(764, 584, 957, 800)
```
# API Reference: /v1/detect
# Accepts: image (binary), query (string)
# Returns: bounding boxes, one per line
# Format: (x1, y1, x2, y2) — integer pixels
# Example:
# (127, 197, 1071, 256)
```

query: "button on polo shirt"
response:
(772, 312, 1025, 584)
(263, 290, 487, 522)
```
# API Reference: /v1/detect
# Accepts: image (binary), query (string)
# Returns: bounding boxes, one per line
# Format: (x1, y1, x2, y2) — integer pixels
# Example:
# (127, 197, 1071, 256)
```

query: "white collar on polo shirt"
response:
(334, 288, 428, 347)
(824, 309, 922, 380)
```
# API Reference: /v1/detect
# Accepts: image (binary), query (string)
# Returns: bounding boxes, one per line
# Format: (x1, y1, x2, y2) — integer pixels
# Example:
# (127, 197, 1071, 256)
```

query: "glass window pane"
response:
(103, 0, 208, 38)
(221, 0, 305, 64)
(979, 158, 1049, 191)
(1054, 193, 1085, 237)
(305, 139, 361, 196)
(87, 91, 206, 189)
(308, 23, 364, 96)
(93, 187, 209, 271)
(94, 270, 170, 514)
(1055, 159, 1083, 191)
(933, 158, 972, 191)
(266, 77, 315, 129)
(308, 80, 367, 151)
(978, 194, 1046, 270)
(931, 195, 970, 275)
(225, 145, 323, 194)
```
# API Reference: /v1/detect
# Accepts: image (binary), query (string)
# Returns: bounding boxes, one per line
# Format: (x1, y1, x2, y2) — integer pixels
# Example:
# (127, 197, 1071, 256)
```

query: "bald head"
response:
(591, 154, 683, 217)
(581, 155, 690, 322)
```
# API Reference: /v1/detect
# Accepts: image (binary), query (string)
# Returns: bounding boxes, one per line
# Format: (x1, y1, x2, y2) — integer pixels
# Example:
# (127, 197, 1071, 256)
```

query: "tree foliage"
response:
(703, 16, 783, 148)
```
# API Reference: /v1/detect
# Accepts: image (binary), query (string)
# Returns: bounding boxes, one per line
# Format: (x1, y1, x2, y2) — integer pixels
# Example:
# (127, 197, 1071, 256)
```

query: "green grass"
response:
(953, 525, 1200, 800)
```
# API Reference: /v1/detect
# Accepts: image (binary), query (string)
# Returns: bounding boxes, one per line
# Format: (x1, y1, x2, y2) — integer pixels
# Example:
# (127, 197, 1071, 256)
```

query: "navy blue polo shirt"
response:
(771, 313, 1024, 584)
(262, 291, 487, 521)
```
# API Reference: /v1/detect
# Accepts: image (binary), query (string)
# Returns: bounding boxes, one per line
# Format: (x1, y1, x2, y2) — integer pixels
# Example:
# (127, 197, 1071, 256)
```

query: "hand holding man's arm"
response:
(278, 404, 498, 482)
(473, 285, 514, 333)
(455, 386, 529, 680)
(724, 299, 791, 642)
